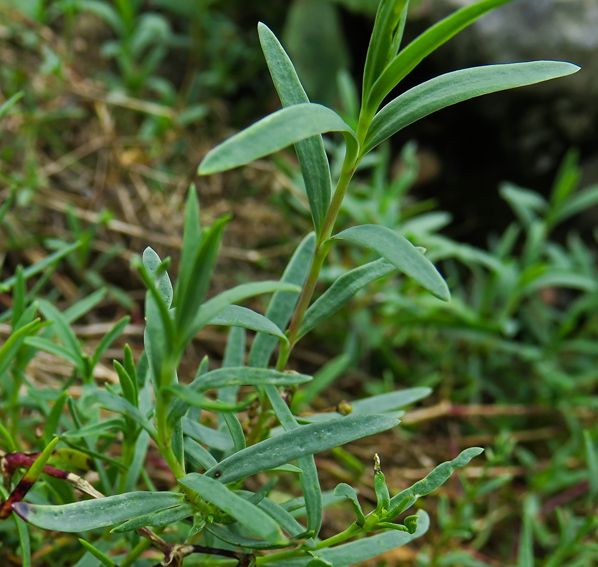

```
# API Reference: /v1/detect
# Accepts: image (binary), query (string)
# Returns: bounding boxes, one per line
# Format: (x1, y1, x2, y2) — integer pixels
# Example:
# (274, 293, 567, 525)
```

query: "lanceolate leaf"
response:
(175, 216, 230, 347)
(112, 503, 195, 533)
(297, 387, 430, 423)
(258, 23, 331, 236)
(13, 492, 184, 532)
(208, 525, 289, 550)
(297, 259, 397, 340)
(389, 447, 484, 510)
(366, 0, 514, 113)
(365, 61, 580, 154)
(266, 385, 323, 537)
(362, 0, 409, 101)
(206, 305, 288, 341)
(185, 366, 312, 393)
(82, 390, 156, 437)
(269, 512, 430, 567)
(330, 225, 450, 301)
(189, 281, 301, 344)
(178, 474, 288, 544)
(198, 104, 358, 175)
(174, 186, 202, 308)
(204, 414, 400, 484)
(249, 233, 316, 368)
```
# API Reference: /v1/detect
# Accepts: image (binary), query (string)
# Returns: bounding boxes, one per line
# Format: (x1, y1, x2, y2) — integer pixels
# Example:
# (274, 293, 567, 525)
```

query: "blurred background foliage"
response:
(1, 0, 598, 565)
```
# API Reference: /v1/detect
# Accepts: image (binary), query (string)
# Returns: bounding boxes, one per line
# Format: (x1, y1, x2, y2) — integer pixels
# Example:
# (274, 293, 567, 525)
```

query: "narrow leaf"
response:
(184, 436, 219, 469)
(222, 411, 246, 451)
(219, 326, 245, 405)
(174, 185, 202, 307)
(82, 390, 155, 437)
(91, 316, 130, 372)
(38, 300, 83, 366)
(111, 503, 195, 533)
(297, 259, 396, 340)
(14, 514, 31, 567)
(554, 184, 598, 225)
(189, 281, 301, 344)
(0, 241, 81, 292)
(265, 385, 323, 537)
(583, 430, 598, 503)
(23, 336, 82, 367)
(389, 447, 484, 509)
(258, 23, 331, 235)
(142, 247, 173, 306)
(249, 233, 316, 368)
(362, 0, 409, 100)
(63, 289, 107, 324)
(78, 539, 119, 567)
(334, 483, 365, 524)
(204, 414, 399, 484)
(207, 525, 289, 550)
(113, 361, 138, 408)
(182, 418, 234, 452)
(198, 104, 358, 175)
(0, 319, 46, 378)
(207, 305, 288, 342)
(0, 91, 24, 120)
(330, 225, 450, 300)
(175, 216, 230, 346)
(352, 387, 431, 415)
(13, 492, 184, 532)
(257, 496, 308, 537)
(273, 511, 429, 566)
(367, 0, 514, 112)
(365, 62, 580, 154)
(178, 474, 287, 544)
(187, 366, 312, 392)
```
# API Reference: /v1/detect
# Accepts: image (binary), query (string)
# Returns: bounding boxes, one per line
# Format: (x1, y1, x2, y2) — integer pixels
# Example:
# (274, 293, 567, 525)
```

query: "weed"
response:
(0, 1, 579, 566)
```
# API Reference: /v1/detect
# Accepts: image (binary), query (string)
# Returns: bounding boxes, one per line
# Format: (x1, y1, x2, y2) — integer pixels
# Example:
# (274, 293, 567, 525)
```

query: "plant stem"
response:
(255, 523, 362, 565)
(155, 364, 186, 479)
(285, 159, 357, 351)
(121, 537, 152, 567)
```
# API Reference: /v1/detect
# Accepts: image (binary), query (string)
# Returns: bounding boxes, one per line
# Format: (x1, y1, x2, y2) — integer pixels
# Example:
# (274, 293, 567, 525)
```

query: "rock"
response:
(423, 0, 598, 142)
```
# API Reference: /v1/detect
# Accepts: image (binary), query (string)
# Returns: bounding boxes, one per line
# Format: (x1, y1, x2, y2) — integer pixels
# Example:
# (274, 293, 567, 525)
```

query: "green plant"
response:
(0, 1, 579, 566)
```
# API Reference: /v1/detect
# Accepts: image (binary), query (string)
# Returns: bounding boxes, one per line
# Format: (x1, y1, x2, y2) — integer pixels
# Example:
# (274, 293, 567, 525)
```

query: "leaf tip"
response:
(11, 502, 30, 520)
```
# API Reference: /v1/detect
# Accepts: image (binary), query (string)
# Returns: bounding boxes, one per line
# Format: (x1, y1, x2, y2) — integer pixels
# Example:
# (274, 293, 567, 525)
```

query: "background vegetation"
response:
(1, 1, 598, 565)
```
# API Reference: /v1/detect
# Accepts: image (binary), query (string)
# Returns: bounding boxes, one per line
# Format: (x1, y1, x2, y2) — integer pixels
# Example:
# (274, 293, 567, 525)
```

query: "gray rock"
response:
(425, 0, 598, 141)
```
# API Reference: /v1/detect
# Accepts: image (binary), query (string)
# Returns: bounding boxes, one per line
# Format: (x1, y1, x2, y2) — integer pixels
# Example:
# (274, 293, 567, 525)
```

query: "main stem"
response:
(278, 159, 357, 370)
(256, 523, 362, 565)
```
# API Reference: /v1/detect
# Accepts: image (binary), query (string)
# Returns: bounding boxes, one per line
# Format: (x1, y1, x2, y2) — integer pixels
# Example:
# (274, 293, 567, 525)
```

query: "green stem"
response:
(117, 434, 135, 494)
(256, 523, 362, 565)
(154, 362, 186, 479)
(285, 160, 357, 350)
(121, 538, 152, 567)
(315, 522, 362, 549)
